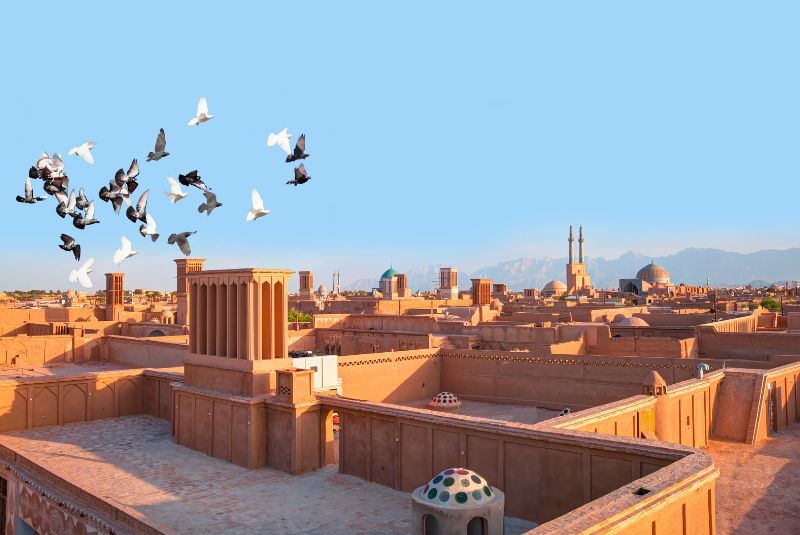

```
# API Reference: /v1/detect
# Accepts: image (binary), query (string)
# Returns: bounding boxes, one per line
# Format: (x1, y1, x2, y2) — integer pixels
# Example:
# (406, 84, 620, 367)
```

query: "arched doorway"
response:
(320, 408, 340, 467)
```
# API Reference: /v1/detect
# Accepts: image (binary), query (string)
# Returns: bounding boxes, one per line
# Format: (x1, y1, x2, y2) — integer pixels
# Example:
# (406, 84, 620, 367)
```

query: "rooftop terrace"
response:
(0, 415, 535, 535)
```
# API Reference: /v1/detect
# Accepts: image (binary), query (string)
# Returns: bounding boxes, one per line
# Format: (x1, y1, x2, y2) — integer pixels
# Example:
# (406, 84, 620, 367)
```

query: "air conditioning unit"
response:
(290, 354, 339, 391)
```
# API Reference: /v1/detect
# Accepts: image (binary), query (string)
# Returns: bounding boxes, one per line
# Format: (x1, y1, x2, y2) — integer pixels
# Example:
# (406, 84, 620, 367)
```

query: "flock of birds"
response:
(16, 96, 312, 289)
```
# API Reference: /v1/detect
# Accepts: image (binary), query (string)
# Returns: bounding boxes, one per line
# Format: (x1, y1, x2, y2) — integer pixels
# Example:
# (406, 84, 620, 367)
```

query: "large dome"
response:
(380, 267, 399, 279)
(543, 280, 567, 292)
(636, 262, 670, 284)
(421, 468, 494, 507)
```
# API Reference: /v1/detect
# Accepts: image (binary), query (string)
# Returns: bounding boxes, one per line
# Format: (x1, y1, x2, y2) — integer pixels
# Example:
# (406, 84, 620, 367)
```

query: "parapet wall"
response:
(439, 350, 700, 410)
(103, 335, 188, 368)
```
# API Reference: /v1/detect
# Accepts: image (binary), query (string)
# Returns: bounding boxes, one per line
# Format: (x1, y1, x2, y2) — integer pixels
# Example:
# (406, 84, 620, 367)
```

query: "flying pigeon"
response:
(197, 191, 222, 215)
(58, 234, 81, 261)
(55, 189, 78, 218)
(146, 128, 169, 161)
(285, 134, 309, 163)
(15, 177, 47, 204)
(164, 176, 188, 204)
(35, 152, 65, 178)
(139, 213, 159, 242)
(35, 152, 52, 173)
(75, 188, 91, 210)
(68, 141, 96, 165)
(168, 231, 196, 256)
(68, 257, 95, 288)
(267, 128, 292, 155)
(178, 170, 210, 191)
(72, 202, 99, 229)
(99, 179, 131, 214)
(246, 189, 270, 221)
(126, 190, 149, 224)
(286, 163, 311, 186)
(115, 159, 140, 194)
(43, 175, 69, 196)
(113, 236, 138, 265)
(187, 96, 214, 126)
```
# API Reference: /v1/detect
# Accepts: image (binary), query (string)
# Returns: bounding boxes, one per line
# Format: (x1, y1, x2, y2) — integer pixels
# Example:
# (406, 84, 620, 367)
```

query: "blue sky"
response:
(2, 2, 798, 291)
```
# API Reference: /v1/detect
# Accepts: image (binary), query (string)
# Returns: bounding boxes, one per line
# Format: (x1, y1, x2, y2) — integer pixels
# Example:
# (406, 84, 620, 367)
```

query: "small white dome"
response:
(421, 468, 494, 507)
(618, 316, 649, 327)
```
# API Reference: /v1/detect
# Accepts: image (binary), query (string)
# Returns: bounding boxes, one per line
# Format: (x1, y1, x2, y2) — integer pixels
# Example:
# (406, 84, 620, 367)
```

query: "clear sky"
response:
(2, 2, 798, 291)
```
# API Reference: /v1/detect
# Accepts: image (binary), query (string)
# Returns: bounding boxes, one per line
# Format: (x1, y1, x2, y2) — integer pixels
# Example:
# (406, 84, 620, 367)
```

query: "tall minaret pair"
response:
(567, 225, 585, 264)
(566, 225, 590, 294)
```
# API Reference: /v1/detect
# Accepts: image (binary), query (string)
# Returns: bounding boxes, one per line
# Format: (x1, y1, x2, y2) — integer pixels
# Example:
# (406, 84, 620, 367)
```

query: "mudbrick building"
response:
(0, 260, 796, 534)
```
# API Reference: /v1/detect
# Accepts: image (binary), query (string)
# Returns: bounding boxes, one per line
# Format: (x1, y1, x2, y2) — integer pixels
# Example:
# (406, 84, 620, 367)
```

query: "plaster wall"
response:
(104, 335, 188, 368)
(0, 370, 147, 433)
(337, 350, 441, 403)
(590, 336, 695, 358)
(0, 335, 74, 366)
(697, 331, 800, 360)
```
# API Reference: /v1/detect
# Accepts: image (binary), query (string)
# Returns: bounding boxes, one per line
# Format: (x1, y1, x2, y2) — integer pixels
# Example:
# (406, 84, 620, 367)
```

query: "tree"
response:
(288, 308, 312, 323)
(759, 298, 782, 313)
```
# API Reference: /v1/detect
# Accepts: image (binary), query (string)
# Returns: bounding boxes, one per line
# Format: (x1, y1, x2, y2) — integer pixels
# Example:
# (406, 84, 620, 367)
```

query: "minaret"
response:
(579, 226, 585, 263)
(568, 225, 574, 263)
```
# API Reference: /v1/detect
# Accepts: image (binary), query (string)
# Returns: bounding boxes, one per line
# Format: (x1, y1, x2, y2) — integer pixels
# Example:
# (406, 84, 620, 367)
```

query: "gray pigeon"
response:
(16, 177, 47, 204)
(98, 179, 131, 214)
(75, 187, 91, 210)
(114, 159, 140, 194)
(59, 234, 81, 261)
(126, 190, 149, 223)
(147, 128, 169, 161)
(72, 202, 99, 229)
(197, 191, 222, 215)
(286, 163, 311, 186)
(168, 231, 196, 256)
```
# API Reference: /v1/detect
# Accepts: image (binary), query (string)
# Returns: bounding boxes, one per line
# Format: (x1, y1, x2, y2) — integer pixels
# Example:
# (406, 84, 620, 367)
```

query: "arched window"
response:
(422, 514, 439, 535)
(467, 516, 487, 535)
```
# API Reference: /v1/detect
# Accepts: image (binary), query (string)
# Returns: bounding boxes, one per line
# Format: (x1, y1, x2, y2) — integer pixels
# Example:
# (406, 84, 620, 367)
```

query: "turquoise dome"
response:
(381, 267, 399, 279)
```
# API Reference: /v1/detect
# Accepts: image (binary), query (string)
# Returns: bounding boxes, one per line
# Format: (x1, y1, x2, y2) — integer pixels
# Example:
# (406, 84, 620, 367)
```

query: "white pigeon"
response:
(68, 141, 96, 165)
(267, 128, 292, 155)
(68, 258, 95, 288)
(163, 176, 188, 204)
(187, 96, 214, 126)
(112, 236, 138, 265)
(139, 213, 160, 242)
(246, 189, 271, 221)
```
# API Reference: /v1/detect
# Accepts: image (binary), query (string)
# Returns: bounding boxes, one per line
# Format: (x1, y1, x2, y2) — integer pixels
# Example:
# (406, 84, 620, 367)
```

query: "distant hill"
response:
(345, 248, 800, 291)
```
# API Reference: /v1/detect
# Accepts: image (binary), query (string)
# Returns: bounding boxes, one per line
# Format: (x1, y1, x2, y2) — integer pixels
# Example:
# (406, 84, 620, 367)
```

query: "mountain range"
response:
(344, 248, 800, 291)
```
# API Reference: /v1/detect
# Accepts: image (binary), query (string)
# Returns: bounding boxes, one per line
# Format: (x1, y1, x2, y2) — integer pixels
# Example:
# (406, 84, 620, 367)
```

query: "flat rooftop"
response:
(401, 398, 561, 425)
(709, 424, 800, 534)
(0, 416, 535, 535)
(0, 362, 143, 381)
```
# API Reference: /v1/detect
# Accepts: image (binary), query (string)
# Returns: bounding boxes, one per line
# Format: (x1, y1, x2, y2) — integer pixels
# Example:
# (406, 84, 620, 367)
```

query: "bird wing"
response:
(178, 237, 191, 256)
(67, 190, 76, 210)
(155, 129, 166, 152)
(145, 212, 156, 232)
(127, 159, 139, 179)
(60, 234, 73, 246)
(277, 135, 291, 155)
(36, 153, 51, 170)
(296, 134, 305, 153)
(167, 176, 182, 193)
(295, 164, 307, 179)
(85, 202, 95, 220)
(136, 190, 149, 212)
(113, 247, 126, 264)
(81, 144, 95, 164)
(251, 189, 264, 210)
(77, 258, 94, 288)
(115, 169, 127, 185)
(203, 191, 216, 203)
(24, 178, 33, 198)
(197, 96, 208, 116)
(55, 190, 68, 205)
(51, 153, 64, 172)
